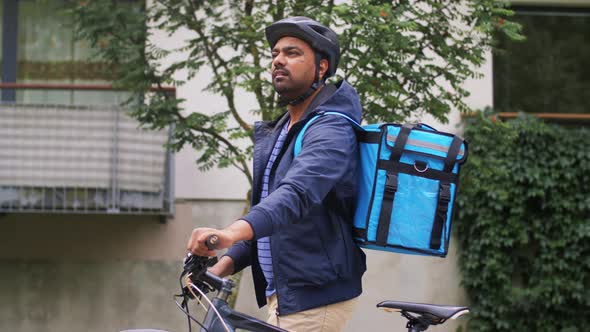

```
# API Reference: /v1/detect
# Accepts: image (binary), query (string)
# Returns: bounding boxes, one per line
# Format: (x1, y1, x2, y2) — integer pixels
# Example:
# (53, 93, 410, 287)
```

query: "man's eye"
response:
(271, 52, 278, 58)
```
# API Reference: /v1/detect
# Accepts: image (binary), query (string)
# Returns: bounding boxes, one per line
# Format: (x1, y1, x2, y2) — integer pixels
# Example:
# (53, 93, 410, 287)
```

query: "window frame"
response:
(492, 4, 590, 124)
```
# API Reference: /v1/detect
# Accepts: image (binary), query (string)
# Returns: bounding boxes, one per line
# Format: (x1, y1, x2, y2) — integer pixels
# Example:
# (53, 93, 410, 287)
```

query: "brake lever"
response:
(183, 254, 218, 274)
(183, 278, 215, 299)
(182, 235, 221, 299)
(183, 234, 220, 272)
(182, 253, 219, 299)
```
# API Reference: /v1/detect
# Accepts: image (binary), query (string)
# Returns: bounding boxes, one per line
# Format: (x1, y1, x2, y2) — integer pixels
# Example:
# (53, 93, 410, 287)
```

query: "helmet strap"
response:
(277, 51, 326, 107)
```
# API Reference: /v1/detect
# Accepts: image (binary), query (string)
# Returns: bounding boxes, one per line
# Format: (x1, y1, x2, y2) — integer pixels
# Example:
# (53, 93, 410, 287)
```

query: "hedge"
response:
(455, 112, 590, 331)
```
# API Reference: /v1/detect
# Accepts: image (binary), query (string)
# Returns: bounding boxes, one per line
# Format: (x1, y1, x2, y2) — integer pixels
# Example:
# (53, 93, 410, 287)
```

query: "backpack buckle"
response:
(384, 174, 398, 199)
(439, 183, 451, 203)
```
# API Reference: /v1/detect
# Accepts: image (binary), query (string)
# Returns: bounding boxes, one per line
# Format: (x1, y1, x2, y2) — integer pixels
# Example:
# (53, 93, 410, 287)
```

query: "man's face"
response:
(271, 36, 319, 100)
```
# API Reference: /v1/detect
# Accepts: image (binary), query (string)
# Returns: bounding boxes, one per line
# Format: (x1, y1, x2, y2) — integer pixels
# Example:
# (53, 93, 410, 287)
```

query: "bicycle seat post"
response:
(406, 318, 429, 332)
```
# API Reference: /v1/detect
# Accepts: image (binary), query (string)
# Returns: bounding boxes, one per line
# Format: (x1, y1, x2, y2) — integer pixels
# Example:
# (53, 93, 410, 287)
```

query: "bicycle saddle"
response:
(377, 300, 469, 322)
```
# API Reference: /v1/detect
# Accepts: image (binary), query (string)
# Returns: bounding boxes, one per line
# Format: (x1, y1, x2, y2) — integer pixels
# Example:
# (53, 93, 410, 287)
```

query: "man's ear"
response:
(318, 58, 329, 81)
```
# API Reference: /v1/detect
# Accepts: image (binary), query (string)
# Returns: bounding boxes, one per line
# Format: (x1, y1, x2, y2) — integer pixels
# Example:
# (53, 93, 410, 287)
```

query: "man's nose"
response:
(272, 53, 286, 68)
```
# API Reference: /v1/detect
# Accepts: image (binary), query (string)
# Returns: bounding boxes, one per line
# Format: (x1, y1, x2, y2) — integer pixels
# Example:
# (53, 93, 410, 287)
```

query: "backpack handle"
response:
(416, 123, 437, 131)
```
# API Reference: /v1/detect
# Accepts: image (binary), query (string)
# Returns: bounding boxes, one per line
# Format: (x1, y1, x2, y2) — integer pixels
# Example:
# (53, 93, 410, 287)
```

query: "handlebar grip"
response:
(205, 234, 219, 251)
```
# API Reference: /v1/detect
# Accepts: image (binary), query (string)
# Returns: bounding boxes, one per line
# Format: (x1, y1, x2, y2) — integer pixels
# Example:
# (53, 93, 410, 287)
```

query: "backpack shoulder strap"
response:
(294, 112, 362, 157)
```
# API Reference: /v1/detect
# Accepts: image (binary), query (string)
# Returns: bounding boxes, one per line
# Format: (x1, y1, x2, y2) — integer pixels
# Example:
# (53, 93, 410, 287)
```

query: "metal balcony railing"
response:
(0, 83, 175, 216)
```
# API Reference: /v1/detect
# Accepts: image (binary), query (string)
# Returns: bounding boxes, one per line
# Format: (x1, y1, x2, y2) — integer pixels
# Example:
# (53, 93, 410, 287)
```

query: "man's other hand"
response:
(187, 220, 254, 257)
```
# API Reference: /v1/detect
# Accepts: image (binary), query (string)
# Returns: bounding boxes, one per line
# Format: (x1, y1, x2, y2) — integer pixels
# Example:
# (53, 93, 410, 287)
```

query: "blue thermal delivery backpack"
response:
(294, 112, 468, 257)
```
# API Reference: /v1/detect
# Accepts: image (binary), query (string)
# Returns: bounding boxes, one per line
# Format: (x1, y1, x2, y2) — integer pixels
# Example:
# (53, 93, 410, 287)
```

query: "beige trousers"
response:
(266, 294, 359, 332)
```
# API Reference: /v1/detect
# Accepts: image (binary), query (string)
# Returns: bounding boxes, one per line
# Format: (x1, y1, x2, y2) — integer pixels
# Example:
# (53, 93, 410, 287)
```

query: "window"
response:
(493, 6, 590, 115)
(0, 0, 172, 215)
(1, 0, 127, 105)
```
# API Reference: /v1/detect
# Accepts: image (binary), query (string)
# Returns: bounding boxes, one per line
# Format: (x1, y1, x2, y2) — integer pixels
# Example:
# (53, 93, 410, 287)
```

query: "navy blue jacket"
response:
(225, 80, 366, 315)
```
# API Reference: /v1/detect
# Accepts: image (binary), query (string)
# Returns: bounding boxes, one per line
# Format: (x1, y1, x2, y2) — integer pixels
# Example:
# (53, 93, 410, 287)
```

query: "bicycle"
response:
(123, 236, 469, 332)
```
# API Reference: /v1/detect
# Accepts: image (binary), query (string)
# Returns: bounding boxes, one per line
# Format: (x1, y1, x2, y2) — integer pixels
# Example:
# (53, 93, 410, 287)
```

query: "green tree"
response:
(69, 0, 521, 192)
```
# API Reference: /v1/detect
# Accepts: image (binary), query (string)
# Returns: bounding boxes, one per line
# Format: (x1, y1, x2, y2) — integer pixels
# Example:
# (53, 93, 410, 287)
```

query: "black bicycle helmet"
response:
(266, 16, 340, 78)
(265, 16, 340, 106)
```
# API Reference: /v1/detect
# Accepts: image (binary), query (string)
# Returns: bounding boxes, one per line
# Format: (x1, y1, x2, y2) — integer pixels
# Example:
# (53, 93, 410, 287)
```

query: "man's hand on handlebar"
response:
(186, 227, 226, 257)
(187, 219, 254, 257)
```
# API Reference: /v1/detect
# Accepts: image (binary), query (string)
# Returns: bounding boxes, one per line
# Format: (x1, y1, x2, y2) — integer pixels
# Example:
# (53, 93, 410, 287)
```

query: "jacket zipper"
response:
(266, 131, 286, 317)
(269, 235, 281, 316)
(266, 171, 282, 316)
(264, 115, 315, 316)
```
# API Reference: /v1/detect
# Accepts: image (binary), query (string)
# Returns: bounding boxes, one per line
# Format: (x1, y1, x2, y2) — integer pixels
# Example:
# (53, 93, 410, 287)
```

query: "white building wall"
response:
(412, 51, 494, 134)
(173, 66, 256, 200)
(147, 15, 255, 200)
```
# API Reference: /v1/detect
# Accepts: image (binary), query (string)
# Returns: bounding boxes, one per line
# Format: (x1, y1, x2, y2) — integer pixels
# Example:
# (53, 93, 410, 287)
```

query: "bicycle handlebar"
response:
(182, 234, 223, 291)
(201, 270, 224, 290)
(182, 233, 227, 297)
(177, 234, 295, 332)
(205, 234, 219, 251)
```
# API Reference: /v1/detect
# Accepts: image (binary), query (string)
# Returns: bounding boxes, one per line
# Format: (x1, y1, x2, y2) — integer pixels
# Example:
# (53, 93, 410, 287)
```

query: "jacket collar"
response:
(270, 82, 339, 130)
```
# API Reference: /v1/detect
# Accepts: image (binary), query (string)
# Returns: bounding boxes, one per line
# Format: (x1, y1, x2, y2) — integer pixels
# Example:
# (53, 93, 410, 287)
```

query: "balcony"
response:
(0, 83, 175, 216)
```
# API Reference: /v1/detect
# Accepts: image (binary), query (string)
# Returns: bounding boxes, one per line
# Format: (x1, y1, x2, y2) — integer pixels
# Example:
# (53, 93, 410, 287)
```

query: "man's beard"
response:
(273, 76, 312, 100)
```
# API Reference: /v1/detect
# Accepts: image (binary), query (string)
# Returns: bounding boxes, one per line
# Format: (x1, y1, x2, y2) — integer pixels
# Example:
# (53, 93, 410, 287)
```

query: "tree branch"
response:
(181, 2, 253, 133)
(243, 2, 268, 135)
(152, 76, 253, 186)
(175, 109, 253, 186)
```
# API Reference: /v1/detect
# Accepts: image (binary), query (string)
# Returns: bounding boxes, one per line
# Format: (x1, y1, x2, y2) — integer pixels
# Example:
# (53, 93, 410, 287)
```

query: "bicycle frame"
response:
(190, 270, 287, 332)
(181, 251, 467, 332)
(200, 297, 286, 332)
